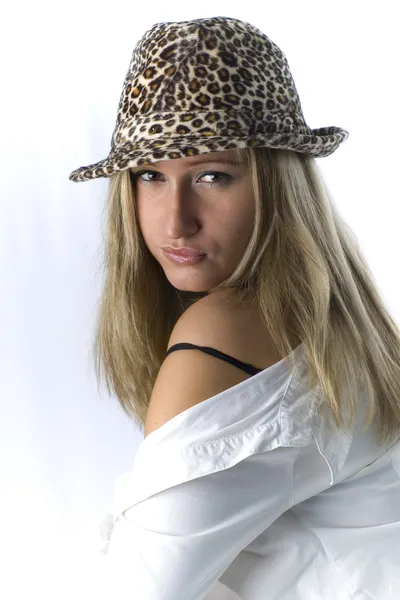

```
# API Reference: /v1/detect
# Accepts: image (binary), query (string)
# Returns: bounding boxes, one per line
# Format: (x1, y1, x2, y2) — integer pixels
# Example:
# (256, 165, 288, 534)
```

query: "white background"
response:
(1, 1, 399, 599)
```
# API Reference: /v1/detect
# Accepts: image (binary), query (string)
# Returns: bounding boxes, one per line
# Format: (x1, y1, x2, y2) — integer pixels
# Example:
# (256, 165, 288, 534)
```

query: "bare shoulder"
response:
(143, 292, 284, 439)
(173, 291, 285, 365)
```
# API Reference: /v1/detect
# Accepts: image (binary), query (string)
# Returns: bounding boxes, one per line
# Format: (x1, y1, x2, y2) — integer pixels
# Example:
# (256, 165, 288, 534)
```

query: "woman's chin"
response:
(170, 280, 210, 293)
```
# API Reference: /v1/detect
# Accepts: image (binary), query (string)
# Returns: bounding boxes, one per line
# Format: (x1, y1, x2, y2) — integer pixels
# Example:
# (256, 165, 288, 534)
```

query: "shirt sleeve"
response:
(103, 444, 299, 600)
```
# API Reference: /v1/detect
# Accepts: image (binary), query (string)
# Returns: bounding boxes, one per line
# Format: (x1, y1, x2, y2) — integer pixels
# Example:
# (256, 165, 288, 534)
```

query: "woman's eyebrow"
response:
(133, 158, 242, 169)
(186, 158, 241, 166)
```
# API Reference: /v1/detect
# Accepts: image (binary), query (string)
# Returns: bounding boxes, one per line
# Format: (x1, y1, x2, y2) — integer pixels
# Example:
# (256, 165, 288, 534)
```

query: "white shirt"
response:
(102, 342, 400, 599)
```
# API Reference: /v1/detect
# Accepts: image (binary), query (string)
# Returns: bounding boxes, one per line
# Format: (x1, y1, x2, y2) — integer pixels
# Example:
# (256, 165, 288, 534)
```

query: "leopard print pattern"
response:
(69, 16, 349, 182)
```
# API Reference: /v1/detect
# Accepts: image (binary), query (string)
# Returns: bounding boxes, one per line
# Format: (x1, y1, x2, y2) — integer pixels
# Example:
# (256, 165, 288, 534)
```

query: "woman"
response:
(69, 16, 400, 600)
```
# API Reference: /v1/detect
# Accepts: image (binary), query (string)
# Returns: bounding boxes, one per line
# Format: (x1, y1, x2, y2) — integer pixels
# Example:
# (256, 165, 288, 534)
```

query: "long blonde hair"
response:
(92, 146, 400, 445)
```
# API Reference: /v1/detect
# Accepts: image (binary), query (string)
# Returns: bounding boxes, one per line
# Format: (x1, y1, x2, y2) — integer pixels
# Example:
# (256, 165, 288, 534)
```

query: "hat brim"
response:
(68, 126, 349, 183)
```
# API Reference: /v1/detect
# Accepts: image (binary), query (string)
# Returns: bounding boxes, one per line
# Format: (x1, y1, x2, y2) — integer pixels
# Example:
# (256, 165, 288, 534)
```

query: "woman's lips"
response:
(162, 247, 205, 257)
(162, 249, 206, 265)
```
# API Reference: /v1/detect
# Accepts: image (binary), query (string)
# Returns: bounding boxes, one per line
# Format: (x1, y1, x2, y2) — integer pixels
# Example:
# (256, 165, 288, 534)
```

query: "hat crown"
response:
(111, 16, 305, 148)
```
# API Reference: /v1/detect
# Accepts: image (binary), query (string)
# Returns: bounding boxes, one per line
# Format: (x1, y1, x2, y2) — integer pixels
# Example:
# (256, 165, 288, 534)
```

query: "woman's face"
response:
(131, 150, 255, 295)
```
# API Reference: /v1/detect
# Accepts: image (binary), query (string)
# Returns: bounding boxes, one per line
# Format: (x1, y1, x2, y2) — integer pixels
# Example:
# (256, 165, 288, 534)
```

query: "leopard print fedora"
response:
(68, 16, 349, 183)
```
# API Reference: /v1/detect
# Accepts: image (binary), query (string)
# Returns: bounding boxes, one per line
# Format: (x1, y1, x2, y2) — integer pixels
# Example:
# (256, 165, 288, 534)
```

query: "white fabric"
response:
(101, 342, 400, 599)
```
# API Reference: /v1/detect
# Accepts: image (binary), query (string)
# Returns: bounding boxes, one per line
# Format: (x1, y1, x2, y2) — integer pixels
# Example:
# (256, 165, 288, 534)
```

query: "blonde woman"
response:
(70, 16, 400, 600)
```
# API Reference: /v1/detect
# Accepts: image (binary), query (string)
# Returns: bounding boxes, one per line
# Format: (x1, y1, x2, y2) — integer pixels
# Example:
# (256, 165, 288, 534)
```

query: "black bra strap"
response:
(166, 342, 263, 376)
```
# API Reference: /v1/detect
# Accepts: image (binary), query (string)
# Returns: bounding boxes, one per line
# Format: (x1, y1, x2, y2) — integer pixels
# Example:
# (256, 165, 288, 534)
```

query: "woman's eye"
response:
(132, 170, 232, 186)
(199, 172, 231, 185)
(134, 170, 160, 183)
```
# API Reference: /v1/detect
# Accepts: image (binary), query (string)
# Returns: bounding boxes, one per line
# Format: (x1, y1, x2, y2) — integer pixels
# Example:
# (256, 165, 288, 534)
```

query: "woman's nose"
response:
(164, 182, 201, 235)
